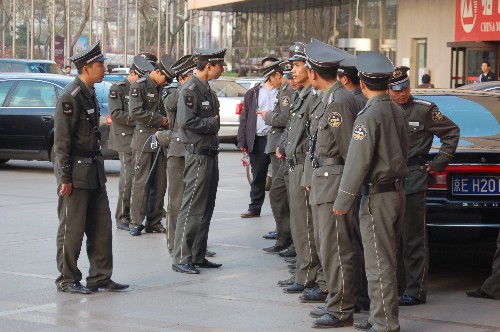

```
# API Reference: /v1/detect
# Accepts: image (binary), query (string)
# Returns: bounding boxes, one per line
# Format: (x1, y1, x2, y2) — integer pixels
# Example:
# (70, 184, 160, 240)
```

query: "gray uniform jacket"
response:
(309, 81, 360, 205)
(129, 74, 165, 153)
(264, 81, 294, 154)
(54, 76, 106, 189)
(108, 78, 136, 153)
(333, 93, 409, 213)
(177, 75, 220, 148)
(402, 95, 459, 194)
(162, 86, 185, 157)
(352, 86, 368, 110)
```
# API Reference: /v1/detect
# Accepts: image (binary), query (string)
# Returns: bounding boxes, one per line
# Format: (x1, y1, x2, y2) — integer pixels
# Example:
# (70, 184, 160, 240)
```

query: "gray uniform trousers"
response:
(361, 190, 405, 332)
(312, 203, 355, 318)
(174, 152, 219, 264)
(289, 163, 320, 286)
(166, 155, 185, 251)
(115, 151, 134, 225)
(130, 148, 167, 228)
(397, 190, 428, 300)
(481, 230, 500, 299)
(269, 157, 291, 248)
(56, 186, 113, 289)
(352, 197, 370, 308)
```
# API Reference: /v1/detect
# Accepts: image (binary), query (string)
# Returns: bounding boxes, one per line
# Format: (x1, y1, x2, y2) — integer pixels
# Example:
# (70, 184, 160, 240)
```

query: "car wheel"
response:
(246, 164, 273, 191)
(0, 159, 9, 165)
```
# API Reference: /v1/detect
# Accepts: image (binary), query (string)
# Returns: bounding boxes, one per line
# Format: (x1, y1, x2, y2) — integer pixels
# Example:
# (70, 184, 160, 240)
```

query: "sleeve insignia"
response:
(131, 88, 139, 98)
(432, 109, 443, 122)
(62, 102, 73, 116)
(109, 89, 118, 99)
(185, 95, 194, 107)
(328, 112, 342, 127)
(281, 96, 290, 107)
(353, 124, 367, 140)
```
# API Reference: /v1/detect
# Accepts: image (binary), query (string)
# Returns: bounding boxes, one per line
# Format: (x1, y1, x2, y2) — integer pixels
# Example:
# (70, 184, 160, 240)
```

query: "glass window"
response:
(209, 80, 247, 97)
(10, 63, 30, 72)
(467, 50, 496, 84)
(0, 62, 11, 72)
(0, 81, 14, 105)
(9, 81, 58, 107)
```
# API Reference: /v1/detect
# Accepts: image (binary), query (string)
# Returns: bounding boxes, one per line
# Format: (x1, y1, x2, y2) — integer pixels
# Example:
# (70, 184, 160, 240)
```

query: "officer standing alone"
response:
(333, 52, 409, 332)
(172, 48, 226, 274)
(54, 41, 128, 294)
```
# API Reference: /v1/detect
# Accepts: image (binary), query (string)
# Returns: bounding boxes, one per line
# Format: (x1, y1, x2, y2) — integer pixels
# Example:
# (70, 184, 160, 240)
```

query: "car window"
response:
(0, 62, 10, 72)
(0, 81, 14, 105)
(209, 80, 247, 97)
(237, 82, 252, 89)
(8, 80, 58, 107)
(11, 63, 30, 72)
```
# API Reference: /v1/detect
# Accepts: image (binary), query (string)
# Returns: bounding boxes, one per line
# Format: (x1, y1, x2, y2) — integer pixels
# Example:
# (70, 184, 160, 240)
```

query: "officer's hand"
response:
(276, 147, 284, 160)
(304, 186, 310, 191)
(240, 147, 247, 152)
(162, 117, 168, 127)
(155, 131, 161, 138)
(60, 183, 73, 197)
(333, 208, 345, 215)
(256, 110, 269, 120)
(426, 166, 433, 173)
(214, 115, 219, 120)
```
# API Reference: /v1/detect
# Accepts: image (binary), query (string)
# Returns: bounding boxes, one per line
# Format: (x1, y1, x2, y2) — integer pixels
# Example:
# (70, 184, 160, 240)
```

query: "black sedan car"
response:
(412, 89, 500, 230)
(0, 73, 117, 164)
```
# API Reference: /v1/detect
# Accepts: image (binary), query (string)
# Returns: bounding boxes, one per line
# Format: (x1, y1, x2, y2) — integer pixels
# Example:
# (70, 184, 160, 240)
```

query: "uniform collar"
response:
(75, 76, 95, 98)
(298, 84, 312, 99)
(365, 92, 391, 108)
(322, 80, 342, 104)
(192, 74, 210, 90)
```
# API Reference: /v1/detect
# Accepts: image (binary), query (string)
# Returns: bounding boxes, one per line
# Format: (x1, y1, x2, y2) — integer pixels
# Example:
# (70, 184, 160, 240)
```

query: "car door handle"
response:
(42, 116, 52, 122)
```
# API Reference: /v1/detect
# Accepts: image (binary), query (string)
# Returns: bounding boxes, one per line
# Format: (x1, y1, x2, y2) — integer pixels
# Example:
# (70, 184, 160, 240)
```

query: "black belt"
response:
(361, 179, 404, 195)
(313, 157, 344, 169)
(186, 144, 219, 156)
(407, 155, 426, 167)
(71, 148, 101, 158)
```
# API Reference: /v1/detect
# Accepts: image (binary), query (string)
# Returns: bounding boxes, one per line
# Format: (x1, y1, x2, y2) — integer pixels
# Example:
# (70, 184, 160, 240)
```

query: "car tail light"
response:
(106, 115, 112, 125)
(236, 103, 243, 115)
(429, 165, 500, 190)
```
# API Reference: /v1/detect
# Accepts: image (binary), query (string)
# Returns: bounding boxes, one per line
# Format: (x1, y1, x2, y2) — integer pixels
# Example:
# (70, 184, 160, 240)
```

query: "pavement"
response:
(0, 144, 499, 331)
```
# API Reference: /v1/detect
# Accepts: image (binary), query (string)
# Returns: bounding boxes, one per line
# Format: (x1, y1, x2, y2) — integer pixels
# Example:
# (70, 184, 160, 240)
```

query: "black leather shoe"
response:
(466, 289, 494, 299)
(117, 222, 130, 231)
(144, 225, 166, 233)
(399, 294, 425, 306)
(263, 244, 288, 253)
(278, 249, 296, 257)
(309, 306, 326, 318)
(277, 276, 295, 287)
(193, 259, 222, 268)
(240, 210, 260, 218)
(168, 249, 174, 257)
(312, 313, 353, 328)
(129, 225, 143, 236)
(88, 280, 129, 292)
(263, 231, 277, 239)
(284, 257, 296, 264)
(283, 282, 307, 293)
(205, 249, 216, 257)
(354, 320, 372, 331)
(172, 263, 200, 274)
(299, 288, 328, 303)
(58, 282, 92, 294)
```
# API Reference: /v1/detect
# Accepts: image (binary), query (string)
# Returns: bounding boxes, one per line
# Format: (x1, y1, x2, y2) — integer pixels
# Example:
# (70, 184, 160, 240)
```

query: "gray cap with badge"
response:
(69, 40, 107, 69)
(356, 51, 394, 90)
(194, 48, 227, 66)
(389, 66, 410, 91)
(132, 55, 155, 77)
(261, 60, 284, 82)
(171, 54, 197, 77)
(304, 38, 348, 73)
(280, 61, 293, 79)
(289, 42, 307, 62)
(158, 54, 176, 81)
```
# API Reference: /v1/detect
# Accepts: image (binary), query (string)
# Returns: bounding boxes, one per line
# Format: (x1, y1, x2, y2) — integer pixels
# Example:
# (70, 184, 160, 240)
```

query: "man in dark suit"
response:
(237, 57, 279, 218)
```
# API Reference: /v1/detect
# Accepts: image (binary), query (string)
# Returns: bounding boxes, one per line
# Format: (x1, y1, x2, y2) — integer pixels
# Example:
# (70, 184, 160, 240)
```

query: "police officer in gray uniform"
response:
(172, 48, 226, 274)
(338, 56, 367, 110)
(128, 54, 175, 236)
(301, 39, 360, 328)
(388, 66, 459, 306)
(108, 57, 151, 231)
(260, 60, 295, 251)
(54, 41, 128, 294)
(333, 52, 408, 332)
(157, 54, 197, 256)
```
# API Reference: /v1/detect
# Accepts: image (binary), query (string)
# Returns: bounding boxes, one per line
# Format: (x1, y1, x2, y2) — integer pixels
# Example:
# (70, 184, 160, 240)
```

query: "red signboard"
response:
(455, 0, 500, 41)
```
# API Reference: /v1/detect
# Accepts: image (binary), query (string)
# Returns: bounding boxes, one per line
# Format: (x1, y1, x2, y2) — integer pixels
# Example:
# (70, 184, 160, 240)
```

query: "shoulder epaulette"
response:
(70, 86, 81, 97)
(327, 93, 334, 105)
(136, 77, 147, 83)
(413, 98, 433, 107)
(188, 83, 196, 91)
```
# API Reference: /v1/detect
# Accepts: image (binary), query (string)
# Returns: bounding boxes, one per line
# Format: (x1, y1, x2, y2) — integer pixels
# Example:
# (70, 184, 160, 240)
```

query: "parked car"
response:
(0, 59, 64, 75)
(235, 76, 263, 90)
(0, 73, 117, 164)
(411, 89, 500, 231)
(111, 67, 130, 75)
(457, 81, 500, 92)
(103, 73, 128, 82)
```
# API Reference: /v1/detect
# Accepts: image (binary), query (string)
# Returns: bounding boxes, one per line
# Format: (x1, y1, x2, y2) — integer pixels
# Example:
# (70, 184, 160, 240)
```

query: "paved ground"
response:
(0, 144, 499, 331)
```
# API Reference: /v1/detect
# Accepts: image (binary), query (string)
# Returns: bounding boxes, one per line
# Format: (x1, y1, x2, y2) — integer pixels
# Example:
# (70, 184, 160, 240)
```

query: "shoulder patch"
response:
(413, 98, 432, 107)
(281, 96, 290, 107)
(185, 96, 194, 107)
(70, 86, 81, 97)
(431, 109, 444, 122)
(136, 77, 147, 83)
(131, 88, 139, 98)
(188, 83, 196, 91)
(62, 102, 73, 116)
(353, 124, 367, 141)
(109, 89, 118, 99)
(328, 112, 342, 127)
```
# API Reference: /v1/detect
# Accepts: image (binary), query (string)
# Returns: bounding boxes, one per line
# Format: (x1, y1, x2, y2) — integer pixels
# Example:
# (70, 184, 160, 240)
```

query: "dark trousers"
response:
(248, 136, 271, 214)
(166, 156, 185, 250)
(56, 186, 113, 289)
(269, 157, 291, 248)
(115, 151, 133, 225)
